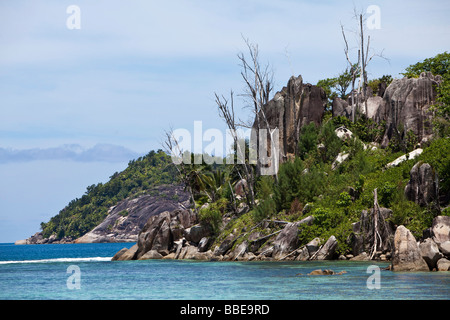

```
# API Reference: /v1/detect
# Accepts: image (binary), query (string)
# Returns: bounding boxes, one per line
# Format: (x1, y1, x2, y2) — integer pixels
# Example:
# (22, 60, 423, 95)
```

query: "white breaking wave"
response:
(0, 257, 112, 265)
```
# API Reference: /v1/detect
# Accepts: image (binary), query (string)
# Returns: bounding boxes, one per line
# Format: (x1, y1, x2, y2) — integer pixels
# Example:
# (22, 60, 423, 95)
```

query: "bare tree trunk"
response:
(341, 24, 360, 123)
(215, 92, 256, 208)
(370, 188, 383, 260)
(238, 37, 277, 182)
(162, 129, 197, 211)
(359, 14, 369, 119)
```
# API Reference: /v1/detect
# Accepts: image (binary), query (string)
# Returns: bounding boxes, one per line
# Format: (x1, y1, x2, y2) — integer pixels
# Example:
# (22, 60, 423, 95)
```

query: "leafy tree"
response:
(298, 122, 319, 160)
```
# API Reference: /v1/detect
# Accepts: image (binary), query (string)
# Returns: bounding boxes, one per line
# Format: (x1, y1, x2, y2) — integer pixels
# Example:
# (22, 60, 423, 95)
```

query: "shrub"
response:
(198, 198, 228, 235)
(298, 122, 319, 160)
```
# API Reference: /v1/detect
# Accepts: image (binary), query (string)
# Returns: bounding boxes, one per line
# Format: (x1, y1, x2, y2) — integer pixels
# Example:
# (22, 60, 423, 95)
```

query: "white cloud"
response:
(0, 144, 140, 163)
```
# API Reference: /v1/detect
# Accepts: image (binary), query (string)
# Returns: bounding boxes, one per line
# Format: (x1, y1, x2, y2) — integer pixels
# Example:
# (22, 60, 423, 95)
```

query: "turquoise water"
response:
(0, 243, 448, 300)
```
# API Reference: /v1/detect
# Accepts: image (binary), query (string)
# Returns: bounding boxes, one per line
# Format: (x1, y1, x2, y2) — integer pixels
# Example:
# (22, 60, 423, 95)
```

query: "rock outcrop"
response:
(15, 232, 74, 245)
(332, 72, 442, 149)
(380, 72, 442, 148)
(404, 162, 439, 207)
(391, 225, 430, 272)
(75, 185, 190, 243)
(115, 208, 197, 260)
(254, 75, 327, 163)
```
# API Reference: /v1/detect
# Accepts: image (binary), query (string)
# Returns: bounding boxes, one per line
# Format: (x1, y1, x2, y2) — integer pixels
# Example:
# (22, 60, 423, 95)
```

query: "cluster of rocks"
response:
(391, 216, 450, 271)
(112, 213, 344, 263)
(332, 72, 442, 149)
(15, 232, 74, 245)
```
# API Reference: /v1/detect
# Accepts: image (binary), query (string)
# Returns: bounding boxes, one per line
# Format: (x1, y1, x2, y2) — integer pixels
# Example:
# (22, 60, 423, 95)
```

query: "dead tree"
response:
(215, 91, 256, 208)
(237, 37, 278, 182)
(341, 9, 388, 122)
(162, 128, 197, 210)
(369, 188, 394, 260)
(341, 24, 360, 123)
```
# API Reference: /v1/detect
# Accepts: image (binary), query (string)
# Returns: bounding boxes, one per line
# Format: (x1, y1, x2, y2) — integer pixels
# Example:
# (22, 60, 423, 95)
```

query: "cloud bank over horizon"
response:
(0, 143, 141, 163)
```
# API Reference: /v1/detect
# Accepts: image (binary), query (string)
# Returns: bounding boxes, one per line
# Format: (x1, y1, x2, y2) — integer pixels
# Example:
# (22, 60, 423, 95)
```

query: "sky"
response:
(0, 0, 449, 242)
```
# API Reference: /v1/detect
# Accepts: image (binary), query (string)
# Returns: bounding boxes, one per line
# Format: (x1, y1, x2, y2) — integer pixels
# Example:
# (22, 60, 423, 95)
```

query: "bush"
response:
(317, 120, 342, 163)
(198, 198, 228, 235)
(419, 137, 450, 195)
(298, 122, 319, 160)
(274, 158, 327, 212)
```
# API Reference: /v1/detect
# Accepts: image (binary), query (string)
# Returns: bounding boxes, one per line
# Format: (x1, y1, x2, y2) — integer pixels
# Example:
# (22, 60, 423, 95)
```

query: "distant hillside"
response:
(39, 150, 178, 240)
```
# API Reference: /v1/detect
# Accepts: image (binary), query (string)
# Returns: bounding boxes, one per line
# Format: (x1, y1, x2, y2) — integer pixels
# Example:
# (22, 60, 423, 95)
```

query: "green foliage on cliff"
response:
(40, 150, 178, 239)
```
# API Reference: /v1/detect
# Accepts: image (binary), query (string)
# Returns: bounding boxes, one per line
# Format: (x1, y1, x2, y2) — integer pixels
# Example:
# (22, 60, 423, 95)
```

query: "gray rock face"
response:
(272, 222, 301, 260)
(75, 185, 190, 243)
(431, 216, 450, 245)
(380, 72, 442, 148)
(392, 225, 429, 272)
(436, 258, 450, 271)
(312, 236, 338, 260)
(254, 75, 327, 163)
(419, 238, 442, 270)
(332, 72, 441, 149)
(405, 162, 439, 207)
(184, 224, 211, 244)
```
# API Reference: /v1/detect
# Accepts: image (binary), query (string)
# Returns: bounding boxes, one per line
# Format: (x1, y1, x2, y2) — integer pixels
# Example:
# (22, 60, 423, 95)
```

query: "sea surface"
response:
(0, 242, 448, 300)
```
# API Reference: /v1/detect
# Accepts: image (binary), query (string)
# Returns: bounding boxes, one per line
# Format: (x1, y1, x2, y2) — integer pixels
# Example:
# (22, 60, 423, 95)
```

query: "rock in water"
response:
(392, 225, 429, 272)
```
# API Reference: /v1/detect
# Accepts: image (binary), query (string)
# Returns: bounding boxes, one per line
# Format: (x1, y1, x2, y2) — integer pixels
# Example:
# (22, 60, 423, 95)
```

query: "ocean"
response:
(0, 242, 448, 300)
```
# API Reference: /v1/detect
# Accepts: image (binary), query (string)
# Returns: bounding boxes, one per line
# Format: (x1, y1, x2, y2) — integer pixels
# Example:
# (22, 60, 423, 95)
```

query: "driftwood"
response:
(279, 247, 301, 261)
(308, 245, 324, 261)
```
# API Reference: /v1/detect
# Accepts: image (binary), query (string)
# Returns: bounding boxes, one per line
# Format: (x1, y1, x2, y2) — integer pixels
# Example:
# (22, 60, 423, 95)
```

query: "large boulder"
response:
(272, 222, 301, 260)
(112, 208, 197, 261)
(253, 75, 327, 163)
(350, 208, 395, 256)
(271, 216, 315, 260)
(436, 258, 450, 271)
(431, 216, 450, 245)
(419, 238, 442, 270)
(391, 225, 429, 272)
(136, 211, 172, 259)
(405, 162, 439, 207)
(113, 244, 139, 261)
(184, 224, 211, 244)
(312, 236, 338, 260)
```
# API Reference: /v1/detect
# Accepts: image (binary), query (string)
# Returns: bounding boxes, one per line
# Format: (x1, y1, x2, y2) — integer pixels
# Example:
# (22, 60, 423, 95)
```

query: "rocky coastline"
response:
(110, 199, 450, 272)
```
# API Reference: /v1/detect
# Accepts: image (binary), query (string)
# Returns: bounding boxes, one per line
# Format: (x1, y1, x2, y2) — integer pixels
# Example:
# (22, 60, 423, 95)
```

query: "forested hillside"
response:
(40, 150, 178, 239)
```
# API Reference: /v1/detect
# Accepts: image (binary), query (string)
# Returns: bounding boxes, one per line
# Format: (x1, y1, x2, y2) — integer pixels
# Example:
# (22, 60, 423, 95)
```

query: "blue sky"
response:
(0, 0, 449, 242)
